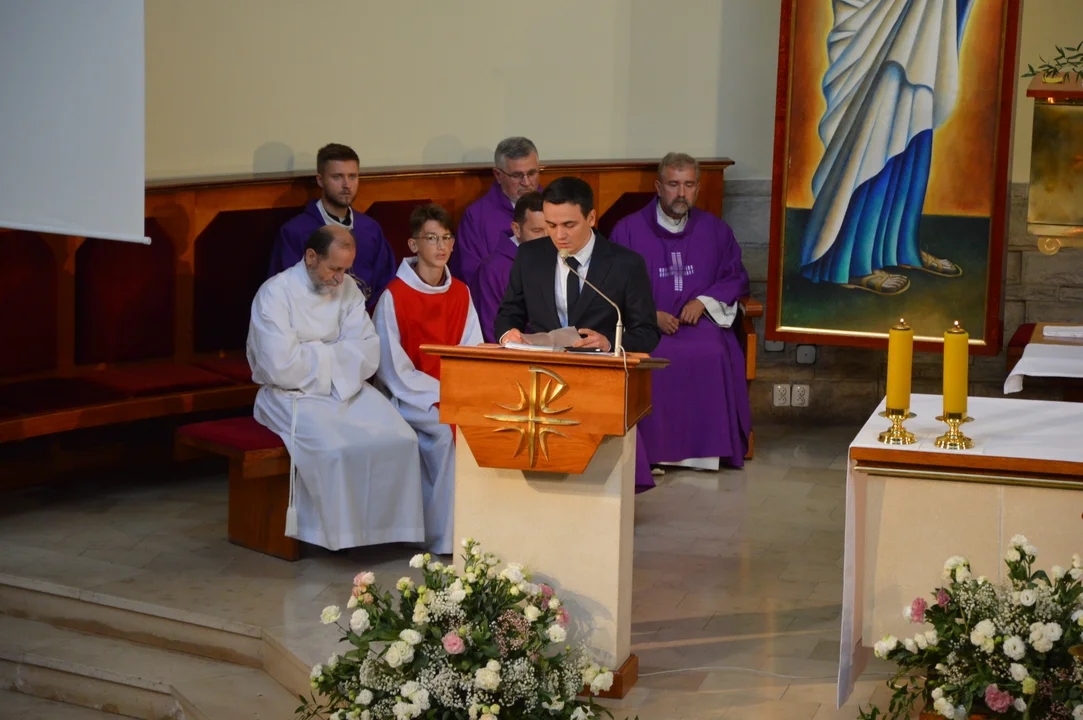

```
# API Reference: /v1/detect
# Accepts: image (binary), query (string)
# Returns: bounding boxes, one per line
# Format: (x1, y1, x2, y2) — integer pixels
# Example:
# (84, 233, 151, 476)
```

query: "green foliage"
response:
(1023, 41, 1083, 81)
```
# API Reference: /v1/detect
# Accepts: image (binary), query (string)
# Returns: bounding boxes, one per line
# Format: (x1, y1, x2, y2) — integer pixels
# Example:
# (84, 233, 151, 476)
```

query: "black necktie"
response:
(565, 257, 581, 322)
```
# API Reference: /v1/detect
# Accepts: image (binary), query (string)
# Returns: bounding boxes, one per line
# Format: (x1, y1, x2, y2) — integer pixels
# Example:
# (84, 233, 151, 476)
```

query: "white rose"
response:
(590, 671, 614, 694)
(509, 586, 520, 597)
(1003, 635, 1026, 660)
(933, 697, 955, 719)
(330, 712, 343, 720)
(357, 689, 374, 705)
(409, 554, 425, 568)
(350, 609, 371, 633)
(412, 604, 429, 625)
(399, 629, 423, 646)
(346, 711, 360, 720)
(582, 664, 599, 684)
(385, 640, 414, 668)
(500, 566, 524, 584)
(1073, 553, 1082, 570)
(982, 636, 995, 653)
(925, 630, 939, 646)
(524, 582, 540, 596)
(1072, 609, 1083, 625)
(1010, 534, 1029, 548)
(542, 700, 565, 712)
(1010, 663, 1029, 681)
(310, 663, 323, 680)
(955, 567, 971, 582)
(1005, 548, 1021, 562)
(487, 660, 501, 671)
(1053, 565, 1067, 579)
(1033, 636, 1054, 653)
(1045, 622, 1063, 642)
(524, 605, 541, 622)
(970, 629, 987, 647)
(1025, 544, 1038, 556)
(1019, 589, 1037, 607)
(327, 652, 341, 667)
(903, 638, 917, 653)
(361, 712, 370, 720)
(874, 635, 898, 659)
(400, 681, 419, 698)
(903, 605, 913, 622)
(450, 588, 467, 603)
(975, 619, 996, 637)
(915, 633, 928, 650)
(347, 595, 359, 609)
(474, 667, 501, 691)
(1072, 568, 1083, 580)
(321, 605, 342, 624)
(931, 687, 943, 701)
(547, 624, 567, 643)
(549, 598, 561, 610)
(1014, 698, 1026, 712)
(1074, 704, 1083, 720)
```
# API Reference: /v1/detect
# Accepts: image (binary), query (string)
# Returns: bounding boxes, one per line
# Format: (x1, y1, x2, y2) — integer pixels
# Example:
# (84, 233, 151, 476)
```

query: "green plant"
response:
(1023, 41, 1083, 81)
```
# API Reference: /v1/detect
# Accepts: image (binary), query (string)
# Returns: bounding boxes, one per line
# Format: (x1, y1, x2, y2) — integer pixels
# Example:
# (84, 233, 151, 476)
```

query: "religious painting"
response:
(766, 0, 1021, 353)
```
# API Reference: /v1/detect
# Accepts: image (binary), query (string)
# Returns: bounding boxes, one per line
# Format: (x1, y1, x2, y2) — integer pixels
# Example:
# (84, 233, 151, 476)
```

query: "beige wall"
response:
(145, 1, 1077, 183)
(144, 0, 780, 180)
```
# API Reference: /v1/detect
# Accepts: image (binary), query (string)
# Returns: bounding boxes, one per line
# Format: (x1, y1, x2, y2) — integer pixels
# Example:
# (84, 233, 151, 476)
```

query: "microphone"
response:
(559, 248, 623, 356)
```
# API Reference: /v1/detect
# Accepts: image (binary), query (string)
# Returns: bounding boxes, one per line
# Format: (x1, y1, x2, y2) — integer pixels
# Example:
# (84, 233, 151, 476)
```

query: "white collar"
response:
(656, 200, 688, 233)
(317, 199, 353, 227)
(566, 231, 596, 265)
(396, 257, 451, 294)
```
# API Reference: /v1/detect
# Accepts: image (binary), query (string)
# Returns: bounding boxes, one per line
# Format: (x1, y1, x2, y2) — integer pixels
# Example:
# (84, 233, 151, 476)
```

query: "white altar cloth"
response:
(1004, 342, 1083, 394)
(838, 394, 1083, 707)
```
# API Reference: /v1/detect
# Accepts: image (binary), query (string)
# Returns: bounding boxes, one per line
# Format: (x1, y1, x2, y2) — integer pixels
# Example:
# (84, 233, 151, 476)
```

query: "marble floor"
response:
(0, 423, 899, 720)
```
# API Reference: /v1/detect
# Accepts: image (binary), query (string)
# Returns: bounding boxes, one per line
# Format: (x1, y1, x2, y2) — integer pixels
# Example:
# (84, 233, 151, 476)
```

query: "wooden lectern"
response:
(421, 345, 667, 698)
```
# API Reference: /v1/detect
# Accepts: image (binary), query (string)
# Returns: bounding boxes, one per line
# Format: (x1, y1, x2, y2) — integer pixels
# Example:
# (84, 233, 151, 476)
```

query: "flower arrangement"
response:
(297, 539, 618, 720)
(859, 534, 1083, 720)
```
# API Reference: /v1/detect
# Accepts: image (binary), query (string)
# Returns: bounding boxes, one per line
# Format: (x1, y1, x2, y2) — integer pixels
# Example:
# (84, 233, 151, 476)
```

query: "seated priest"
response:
(470, 191, 548, 343)
(494, 177, 661, 491)
(374, 204, 483, 556)
(247, 224, 427, 552)
(452, 136, 542, 285)
(610, 152, 751, 471)
(268, 143, 396, 310)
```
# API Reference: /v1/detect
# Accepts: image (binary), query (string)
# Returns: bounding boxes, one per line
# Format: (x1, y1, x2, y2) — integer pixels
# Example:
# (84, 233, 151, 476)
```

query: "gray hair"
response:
(658, 152, 700, 180)
(494, 136, 538, 168)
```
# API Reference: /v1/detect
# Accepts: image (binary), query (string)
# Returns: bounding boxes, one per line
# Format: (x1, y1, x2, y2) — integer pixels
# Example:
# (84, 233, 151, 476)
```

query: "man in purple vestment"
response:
(268, 143, 395, 311)
(611, 153, 751, 471)
(471, 192, 547, 343)
(452, 136, 541, 285)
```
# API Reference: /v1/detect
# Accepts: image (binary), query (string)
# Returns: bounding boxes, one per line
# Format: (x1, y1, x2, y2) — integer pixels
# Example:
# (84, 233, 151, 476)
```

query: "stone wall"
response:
(722, 180, 1081, 424)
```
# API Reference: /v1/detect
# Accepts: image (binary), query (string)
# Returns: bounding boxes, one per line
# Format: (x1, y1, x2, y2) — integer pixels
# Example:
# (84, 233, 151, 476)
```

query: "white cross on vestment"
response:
(658, 251, 694, 292)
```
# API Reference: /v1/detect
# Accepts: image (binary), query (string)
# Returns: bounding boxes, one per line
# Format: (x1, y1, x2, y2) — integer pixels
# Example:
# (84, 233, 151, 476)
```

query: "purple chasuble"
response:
(269, 200, 396, 310)
(611, 201, 751, 468)
(469, 243, 516, 344)
(453, 182, 534, 285)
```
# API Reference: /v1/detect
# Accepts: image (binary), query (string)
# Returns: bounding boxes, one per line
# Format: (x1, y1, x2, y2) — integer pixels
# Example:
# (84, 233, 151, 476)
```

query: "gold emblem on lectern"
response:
(484, 366, 581, 467)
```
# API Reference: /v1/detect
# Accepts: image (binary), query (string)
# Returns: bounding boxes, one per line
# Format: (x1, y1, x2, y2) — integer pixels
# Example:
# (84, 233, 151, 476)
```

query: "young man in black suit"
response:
(494, 177, 661, 354)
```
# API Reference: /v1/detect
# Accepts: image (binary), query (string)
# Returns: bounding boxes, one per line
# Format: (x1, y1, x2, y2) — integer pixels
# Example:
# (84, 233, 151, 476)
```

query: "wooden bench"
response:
(175, 416, 299, 561)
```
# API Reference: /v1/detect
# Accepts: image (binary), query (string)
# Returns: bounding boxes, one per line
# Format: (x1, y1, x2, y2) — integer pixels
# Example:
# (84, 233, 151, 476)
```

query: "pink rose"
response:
(557, 607, 570, 628)
(984, 684, 1013, 713)
(442, 632, 466, 655)
(910, 597, 927, 624)
(354, 571, 375, 587)
(539, 584, 554, 600)
(936, 589, 950, 608)
(361, 593, 374, 605)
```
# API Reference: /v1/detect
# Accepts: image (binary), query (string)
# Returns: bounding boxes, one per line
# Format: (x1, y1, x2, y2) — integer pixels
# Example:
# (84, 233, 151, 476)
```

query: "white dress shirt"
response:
(656, 201, 689, 233)
(555, 232, 596, 328)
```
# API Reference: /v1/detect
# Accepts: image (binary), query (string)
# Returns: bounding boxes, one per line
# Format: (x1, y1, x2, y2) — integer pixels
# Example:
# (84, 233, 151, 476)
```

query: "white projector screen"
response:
(0, 0, 147, 244)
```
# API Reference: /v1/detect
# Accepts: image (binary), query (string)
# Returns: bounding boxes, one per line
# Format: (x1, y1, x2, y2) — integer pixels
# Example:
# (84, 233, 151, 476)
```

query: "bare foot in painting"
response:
(842, 270, 910, 296)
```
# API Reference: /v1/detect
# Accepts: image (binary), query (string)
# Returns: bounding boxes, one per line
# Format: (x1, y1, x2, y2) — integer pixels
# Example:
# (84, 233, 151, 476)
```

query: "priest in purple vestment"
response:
(268, 143, 396, 310)
(610, 153, 751, 470)
(470, 191, 548, 343)
(452, 136, 542, 285)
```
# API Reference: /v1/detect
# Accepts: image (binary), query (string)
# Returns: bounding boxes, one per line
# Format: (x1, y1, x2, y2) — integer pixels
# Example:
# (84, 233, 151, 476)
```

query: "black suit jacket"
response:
(494, 233, 661, 353)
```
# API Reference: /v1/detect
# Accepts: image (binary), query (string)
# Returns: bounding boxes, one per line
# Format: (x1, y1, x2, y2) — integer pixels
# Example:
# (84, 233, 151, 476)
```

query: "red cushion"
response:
(177, 416, 285, 452)
(1008, 323, 1036, 348)
(194, 356, 254, 384)
(0, 377, 125, 415)
(89, 363, 232, 397)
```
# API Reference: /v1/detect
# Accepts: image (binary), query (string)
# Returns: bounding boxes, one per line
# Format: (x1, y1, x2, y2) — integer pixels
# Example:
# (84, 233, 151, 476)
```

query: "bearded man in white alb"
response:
(247, 224, 426, 551)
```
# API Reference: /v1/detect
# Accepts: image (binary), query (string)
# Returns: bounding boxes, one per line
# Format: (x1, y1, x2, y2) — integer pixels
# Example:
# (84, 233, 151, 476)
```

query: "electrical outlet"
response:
(791, 383, 810, 407)
(772, 383, 791, 407)
(796, 345, 817, 365)
(765, 340, 785, 352)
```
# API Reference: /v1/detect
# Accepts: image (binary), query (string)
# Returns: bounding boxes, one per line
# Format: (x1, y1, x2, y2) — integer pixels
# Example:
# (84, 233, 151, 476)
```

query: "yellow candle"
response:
(943, 321, 969, 415)
(886, 319, 913, 411)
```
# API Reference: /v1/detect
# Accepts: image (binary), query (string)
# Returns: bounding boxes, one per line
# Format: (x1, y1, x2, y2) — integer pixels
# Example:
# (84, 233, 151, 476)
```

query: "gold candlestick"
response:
(878, 407, 916, 445)
(934, 412, 974, 450)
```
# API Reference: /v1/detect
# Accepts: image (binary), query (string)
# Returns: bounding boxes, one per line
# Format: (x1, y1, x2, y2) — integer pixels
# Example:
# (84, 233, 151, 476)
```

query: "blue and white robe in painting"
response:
(799, 0, 974, 283)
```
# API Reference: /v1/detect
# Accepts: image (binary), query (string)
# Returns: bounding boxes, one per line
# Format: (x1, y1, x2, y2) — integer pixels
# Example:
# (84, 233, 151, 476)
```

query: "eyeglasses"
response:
(497, 168, 541, 182)
(414, 233, 455, 247)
